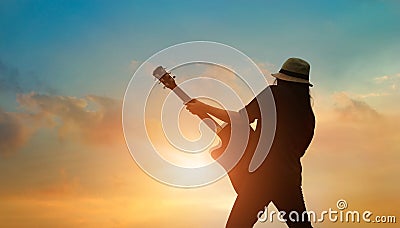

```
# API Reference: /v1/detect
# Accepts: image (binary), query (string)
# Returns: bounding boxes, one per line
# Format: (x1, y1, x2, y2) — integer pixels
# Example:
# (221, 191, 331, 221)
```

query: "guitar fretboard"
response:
(172, 86, 192, 104)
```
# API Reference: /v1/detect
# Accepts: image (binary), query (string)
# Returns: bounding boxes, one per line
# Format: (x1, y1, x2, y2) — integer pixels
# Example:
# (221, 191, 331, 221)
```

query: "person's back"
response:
(268, 82, 314, 181)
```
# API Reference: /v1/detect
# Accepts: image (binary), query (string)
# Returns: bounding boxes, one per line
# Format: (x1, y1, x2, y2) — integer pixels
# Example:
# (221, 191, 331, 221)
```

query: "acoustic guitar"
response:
(152, 66, 258, 194)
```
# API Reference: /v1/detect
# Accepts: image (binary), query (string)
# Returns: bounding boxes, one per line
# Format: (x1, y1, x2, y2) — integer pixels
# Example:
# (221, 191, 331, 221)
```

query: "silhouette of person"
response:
(186, 58, 315, 228)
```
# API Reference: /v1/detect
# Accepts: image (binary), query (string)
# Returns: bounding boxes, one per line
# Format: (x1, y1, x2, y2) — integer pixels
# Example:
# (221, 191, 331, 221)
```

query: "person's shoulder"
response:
(253, 85, 278, 102)
(254, 85, 278, 97)
(268, 85, 278, 91)
(262, 85, 279, 95)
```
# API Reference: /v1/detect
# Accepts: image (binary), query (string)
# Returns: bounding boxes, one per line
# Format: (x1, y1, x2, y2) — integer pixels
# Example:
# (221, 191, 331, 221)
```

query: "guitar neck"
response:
(172, 86, 192, 104)
(172, 86, 222, 133)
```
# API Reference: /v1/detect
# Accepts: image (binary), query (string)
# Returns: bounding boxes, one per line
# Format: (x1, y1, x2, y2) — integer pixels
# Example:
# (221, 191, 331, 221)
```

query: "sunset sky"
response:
(1, 0, 399, 227)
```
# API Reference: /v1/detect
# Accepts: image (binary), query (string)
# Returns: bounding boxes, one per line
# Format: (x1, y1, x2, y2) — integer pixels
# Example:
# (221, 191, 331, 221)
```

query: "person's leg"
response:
(273, 185, 313, 228)
(226, 193, 271, 228)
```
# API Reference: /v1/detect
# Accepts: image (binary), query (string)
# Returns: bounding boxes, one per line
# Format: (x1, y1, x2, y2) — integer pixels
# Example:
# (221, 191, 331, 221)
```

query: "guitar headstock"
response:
(152, 66, 177, 90)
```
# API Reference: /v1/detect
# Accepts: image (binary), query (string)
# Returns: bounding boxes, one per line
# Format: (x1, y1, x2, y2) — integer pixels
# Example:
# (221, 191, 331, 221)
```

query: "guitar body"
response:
(210, 124, 257, 194)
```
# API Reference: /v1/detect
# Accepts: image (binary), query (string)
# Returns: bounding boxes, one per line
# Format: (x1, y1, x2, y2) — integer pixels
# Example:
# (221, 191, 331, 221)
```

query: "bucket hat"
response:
(271, 57, 313, 87)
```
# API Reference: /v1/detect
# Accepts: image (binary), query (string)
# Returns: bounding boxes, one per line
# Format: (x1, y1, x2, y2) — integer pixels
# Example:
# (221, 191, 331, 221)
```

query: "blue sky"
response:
(1, 0, 399, 106)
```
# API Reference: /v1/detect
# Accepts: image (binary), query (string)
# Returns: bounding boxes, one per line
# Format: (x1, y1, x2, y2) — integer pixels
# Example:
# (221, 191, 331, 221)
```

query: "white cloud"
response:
(373, 73, 400, 90)
(356, 92, 390, 98)
(373, 75, 389, 83)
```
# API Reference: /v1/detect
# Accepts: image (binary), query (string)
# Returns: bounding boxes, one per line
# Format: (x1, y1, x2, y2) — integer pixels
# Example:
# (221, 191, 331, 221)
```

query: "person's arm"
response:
(186, 99, 232, 123)
(242, 96, 260, 124)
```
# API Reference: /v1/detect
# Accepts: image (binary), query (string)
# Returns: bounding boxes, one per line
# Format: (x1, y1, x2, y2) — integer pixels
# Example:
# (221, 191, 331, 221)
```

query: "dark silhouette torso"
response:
(226, 85, 315, 228)
(244, 85, 315, 187)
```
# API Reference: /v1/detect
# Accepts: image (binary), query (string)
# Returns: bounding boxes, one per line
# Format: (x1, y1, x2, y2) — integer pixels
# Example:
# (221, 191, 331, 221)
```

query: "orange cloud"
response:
(1, 92, 124, 156)
(332, 92, 381, 121)
(18, 92, 124, 146)
(0, 109, 31, 157)
(303, 92, 400, 217)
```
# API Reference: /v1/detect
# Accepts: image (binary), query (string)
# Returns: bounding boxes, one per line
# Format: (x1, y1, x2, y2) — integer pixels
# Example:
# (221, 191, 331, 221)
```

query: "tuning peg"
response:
(163, 86, 166, 89)
(173, 76, 176, 78)
(158, 81, 161, 84)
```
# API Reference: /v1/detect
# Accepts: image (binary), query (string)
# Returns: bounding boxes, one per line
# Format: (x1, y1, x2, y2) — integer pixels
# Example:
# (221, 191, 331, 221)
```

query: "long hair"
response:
(275, 79, 313, 107)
